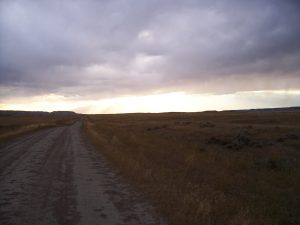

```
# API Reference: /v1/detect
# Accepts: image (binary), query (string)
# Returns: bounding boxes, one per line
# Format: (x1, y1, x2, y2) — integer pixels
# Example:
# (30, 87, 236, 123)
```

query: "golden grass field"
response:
(0, 115, 78, 143)
(84, 111, 300, 225)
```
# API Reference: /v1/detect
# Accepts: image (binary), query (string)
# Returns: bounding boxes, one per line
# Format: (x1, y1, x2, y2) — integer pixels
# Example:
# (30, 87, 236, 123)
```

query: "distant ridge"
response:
(0, 110, 77, 117)
(0, 107, 299, 116)
(51, 111, 78, 116)
(226, 106, 300, 112)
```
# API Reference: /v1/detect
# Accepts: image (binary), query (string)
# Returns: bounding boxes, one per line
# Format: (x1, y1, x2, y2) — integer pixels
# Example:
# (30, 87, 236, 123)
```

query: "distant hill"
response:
(50, 111, 78, 116)
(237, 106, 300, 112)
(0, 107, 299, 116)
(0, 110, 77, 117)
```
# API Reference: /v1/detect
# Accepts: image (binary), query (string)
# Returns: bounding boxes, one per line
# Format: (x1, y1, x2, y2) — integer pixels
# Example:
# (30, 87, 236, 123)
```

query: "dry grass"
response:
(0, 115, 78, 142)
(84, 111, 300, 225)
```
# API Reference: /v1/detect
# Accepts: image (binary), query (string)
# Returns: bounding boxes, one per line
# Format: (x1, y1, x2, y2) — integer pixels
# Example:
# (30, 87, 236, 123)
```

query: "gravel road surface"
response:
(0, 121, 164, 225)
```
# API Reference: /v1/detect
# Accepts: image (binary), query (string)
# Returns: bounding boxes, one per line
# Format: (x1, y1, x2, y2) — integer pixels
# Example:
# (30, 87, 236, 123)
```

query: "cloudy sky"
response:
(1, 0, 300, 113)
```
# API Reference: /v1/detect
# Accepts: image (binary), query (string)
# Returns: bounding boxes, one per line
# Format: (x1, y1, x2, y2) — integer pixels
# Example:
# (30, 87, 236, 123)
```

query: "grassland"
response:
(84, 111, 300, 225)
(0, 115, 78, 143)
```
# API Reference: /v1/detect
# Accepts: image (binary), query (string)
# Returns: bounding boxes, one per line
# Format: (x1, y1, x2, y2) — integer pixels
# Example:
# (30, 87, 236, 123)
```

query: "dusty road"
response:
(0, 121, 164, 225)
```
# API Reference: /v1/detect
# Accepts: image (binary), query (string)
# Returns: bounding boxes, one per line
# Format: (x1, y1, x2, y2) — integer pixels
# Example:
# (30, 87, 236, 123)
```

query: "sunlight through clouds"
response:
(1, 90, 299, 114)
(0, 0, 300, 112)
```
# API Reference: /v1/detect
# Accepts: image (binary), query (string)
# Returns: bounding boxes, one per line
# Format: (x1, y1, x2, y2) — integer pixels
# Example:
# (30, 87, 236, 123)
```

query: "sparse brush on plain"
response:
(84, 111, 300, 225)
(0, 115, 78, 142)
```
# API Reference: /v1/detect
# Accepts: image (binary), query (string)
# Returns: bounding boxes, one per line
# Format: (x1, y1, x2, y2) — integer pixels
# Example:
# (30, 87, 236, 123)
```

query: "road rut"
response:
(0, 121, 164, 225)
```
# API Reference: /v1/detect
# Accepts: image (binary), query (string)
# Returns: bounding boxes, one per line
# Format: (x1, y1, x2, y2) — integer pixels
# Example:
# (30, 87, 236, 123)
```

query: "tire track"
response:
(0, 127, 67, 225)
(0, 128, 59, 176)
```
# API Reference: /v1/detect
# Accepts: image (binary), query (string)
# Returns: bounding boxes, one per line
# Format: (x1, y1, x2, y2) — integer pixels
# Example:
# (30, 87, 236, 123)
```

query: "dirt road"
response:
(0, 121, 164, 225)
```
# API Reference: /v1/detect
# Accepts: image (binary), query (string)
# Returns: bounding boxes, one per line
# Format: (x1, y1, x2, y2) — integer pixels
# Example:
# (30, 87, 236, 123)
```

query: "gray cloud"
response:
(0, 0, 300, 99)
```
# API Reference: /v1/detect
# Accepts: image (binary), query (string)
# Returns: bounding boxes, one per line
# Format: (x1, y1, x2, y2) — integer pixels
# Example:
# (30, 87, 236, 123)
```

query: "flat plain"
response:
(85, 111, 300, 225)
(0, 111, 299, 225)
(0, 115, 78, 142)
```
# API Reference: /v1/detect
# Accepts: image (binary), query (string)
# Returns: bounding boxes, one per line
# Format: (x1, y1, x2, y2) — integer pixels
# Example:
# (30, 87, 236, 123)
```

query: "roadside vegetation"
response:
(84, 111, 300, 225)
(0, 115, 78, 143)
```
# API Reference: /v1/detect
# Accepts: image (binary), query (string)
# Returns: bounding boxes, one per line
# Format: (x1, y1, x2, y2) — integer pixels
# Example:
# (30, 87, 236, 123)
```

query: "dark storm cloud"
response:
(0, 0, 300, 98)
